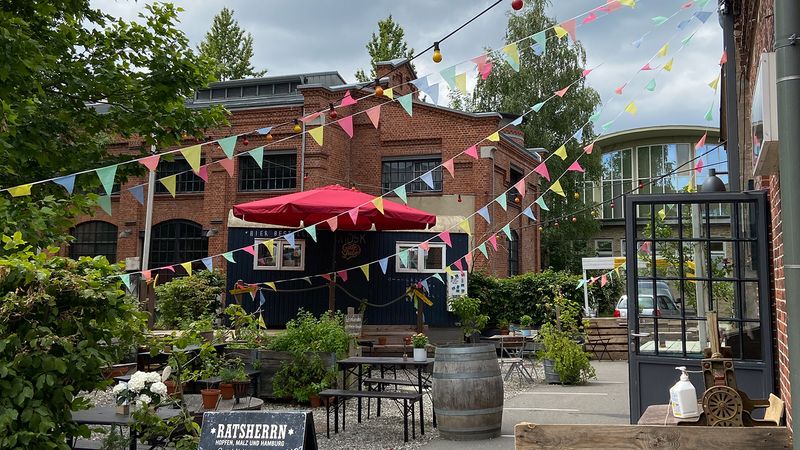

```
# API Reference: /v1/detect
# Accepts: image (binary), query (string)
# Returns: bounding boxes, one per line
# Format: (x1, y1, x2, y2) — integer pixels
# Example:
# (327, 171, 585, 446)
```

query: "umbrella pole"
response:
(328, 233, 336, 313)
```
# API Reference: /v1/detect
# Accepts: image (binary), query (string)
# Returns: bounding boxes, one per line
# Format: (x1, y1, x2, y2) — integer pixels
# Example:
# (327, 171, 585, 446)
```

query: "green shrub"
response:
(449, 296, 489, 342)
(267, 309, 351, 358)
(272, 354, 335, 403)
(538, 291, 596, 384)
(0, 234, 146, 448)
(154, 270, 224, 328)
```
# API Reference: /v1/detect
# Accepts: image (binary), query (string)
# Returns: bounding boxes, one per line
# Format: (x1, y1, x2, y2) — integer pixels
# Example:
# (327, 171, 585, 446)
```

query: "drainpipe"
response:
(719, 0, 740, 191)
(300, 106, 306, 192)
(775, 0, 800, 443)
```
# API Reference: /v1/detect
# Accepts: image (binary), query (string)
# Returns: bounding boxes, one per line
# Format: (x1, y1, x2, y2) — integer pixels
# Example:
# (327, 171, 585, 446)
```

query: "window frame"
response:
(238, 151, 297, 192)
(381, 156, 443, 193)
(395, 242, 447, 273)
(69, 221, 118, 262)
(595, 239, 614, 257)
(508, 231, 520, 276)
(155, 158, 206, 194)
(253, 238, 306, 271)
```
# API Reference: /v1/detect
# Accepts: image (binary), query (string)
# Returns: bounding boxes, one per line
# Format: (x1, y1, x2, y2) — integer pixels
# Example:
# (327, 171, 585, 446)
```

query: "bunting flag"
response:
(708, 75, 720, 90)
(681, 33, 695, 46)
(458, 219, 471, 235)
(576, 278, 586, 290)
(693, 10, 712, 23)
(657, 43, 669, 57)
(501, 224, 513, 241)
(420, 171, 435, 189)
(432, 273, 444, 284)
(641, 63, 653, 71)
(248, 147, 264, 168)
(439, 230, 452, 247)
(550, 180, 566, 197)
(379, 257, 389, 274)
(321, 273, 331, 282)
(398, 93, 413, 116)
(394, 185, 407, 204)
(465, 253, 473, 270)
(219, 158, 235, 177)
(142, 270, 152, 281)
(554, 25, 568, 39)
(657, 208, 667, 220)
(337, 270, 349, 283)
(652, 16, 668, 26)
(96, 165, 117, 195)
(54, 175, 76, 194)
(196, 166, 208, 182)
(632, 37, 644, 49)
(359, 264, 370, 281)
(465, 145, 479, 159)
(300, 111, 321, 123)
(181, 262, 192, 276)
(477, 242, 489, 259)
(372, 196, 385, 214)
(705, 104, 714, 122)
(522, 206, 536, 221)
(601, 120, 615, 132)
(284, 232, 296, 248)
(567, 161, 585, 173)
(443, 159, 455, 178)
(664, 58, 674, 71)
(422, 83, 440, 104)
(257, 126, 272, 135)
(488, 234, 498, 251)
(309, 126, 324, 146)
(477, 206, 492, 224)
(533, 30, 547, 56)
(554, 86, 570, 98)
(340, 90, 357, 107)
(326, 216, 338, 232)
(554, 145, 568, 160)
(695, 159, 704, 174)
(514, 178, 526, 198)
(534, 162, 550, 181)
(337, 115, 354, 138)
(455, 72, 468, 94)
(487, 132, 500, 142)
(640, 241, 652, 254)
(582, 68, 593, 78)
(645, 79, 657, 92)
(615, 84, 625, 95)
(242, 245, 256, 256)
(304, 225, 317, 242)
(502, 43, 520, 72)
(584, 142, 595, 154)
(419, 241, 430, 251)
(619, 0, 636, 6)
(130, 184, 145, 205)
(511, 116, 523, 126)
(180, 145, 202, 173)
(160, 175, 177, 197)
(582, 12, 597, 24)
(366, 106, 381, 128)
(695, 132, 707, 150)
(201, 257, 213, 271)
(348, 207, 359, 225)
(140, 155, 160, 171)
(384, 87, 394, 99)
(495, 193, 508, 211)
(601, 274, 608, 287)
(453, 259, 464, 273)
(720, 50, 727, 65)
(560, 19, 577, 41)
(222, 251, 236, 263)
(589, 111, 602, 123)
(625, 101, 638, 115)
(532, 101, 546, 113)
(535, 196, 550, 211)
(218, 136, 237, 159)
(411, 76, 429, 92)
(265, 282, 276, 292)
(119, 274, 132, 290)
(677, 19, 691, 30)
(398, 249, 409, 267)
(440, 65, 457, 90)
(97, 195, 112, 215)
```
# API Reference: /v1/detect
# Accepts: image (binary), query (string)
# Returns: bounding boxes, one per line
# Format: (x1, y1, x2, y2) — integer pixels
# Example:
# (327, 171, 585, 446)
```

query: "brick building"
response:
(69, 59, 541, 324)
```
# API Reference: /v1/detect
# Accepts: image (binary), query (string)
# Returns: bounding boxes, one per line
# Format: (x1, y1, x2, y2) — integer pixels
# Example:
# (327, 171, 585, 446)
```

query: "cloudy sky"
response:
(92, 0, 723, 134)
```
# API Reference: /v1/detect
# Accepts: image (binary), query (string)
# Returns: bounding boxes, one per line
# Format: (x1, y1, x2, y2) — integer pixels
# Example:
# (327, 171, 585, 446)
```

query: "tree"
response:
(0, 2, 227, 251)
(354, 16, 414, 82)
(198, 7, 266, 81)
(454, 0, 603, 272)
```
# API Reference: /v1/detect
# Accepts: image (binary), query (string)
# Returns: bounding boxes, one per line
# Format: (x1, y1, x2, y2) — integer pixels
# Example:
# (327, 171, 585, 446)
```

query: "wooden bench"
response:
(318, 388, 423, 442)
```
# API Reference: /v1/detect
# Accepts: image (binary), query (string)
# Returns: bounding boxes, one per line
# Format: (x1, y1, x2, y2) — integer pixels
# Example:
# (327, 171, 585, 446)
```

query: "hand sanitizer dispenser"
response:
(670, 366, 699, 418)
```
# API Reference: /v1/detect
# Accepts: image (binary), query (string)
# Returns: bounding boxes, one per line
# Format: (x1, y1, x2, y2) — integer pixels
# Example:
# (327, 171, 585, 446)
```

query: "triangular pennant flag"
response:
(511, 116, 523, 126)
(348, 207, 359, 226)
(366, 105, 381, 128)
(160, 175, 177, 198)
(487, 132, 500, 142)
(257, 126, 272, 135)
(514, 179, 526, 198)
(337, 270, 349, 283)
(554, 145, 568, 160)
(695, 159, 704, 174)
(708, 75, 720, 90)
(96, 165, 117, 195)
(219, 157, 235, 177)
(615, 84, 626, 95)
(248, 147, 264, 168)
(535, 196, 550, 211)
(632, 37, 644, 49)
(576, 278, 586, 290)
(657, 208, 667, 220)
(619, 0, 636, 6)
(54, 175, 76, 194)
(218, 136, 237, 159)
(720, 50, 728, 65)
(589, 111, 602, 123)
(394, 185, 407, 204)
(640, 241, 652, 254)
(309, 126, 324, 146)
(652, 16, 668, 26)
(300, 111, 321, 123)
(582, 68, 593, 78)
(142, 270, 152, 281)
(97, 195, 112, 215)
(265, 282, 276, 292)
(625, 101, 638, 116)
(554, 86, 570, 98)
(705, 104, 714, 122)
(379, 257, 389, 274)
(425, 83, 440, 104)
(140, 155, 161, 171)
(197, 166, 208, 182)
(677, 19, 691, 30)
(304, 225, 317, 242)
(695, 132, 707, 150)
(472, 55, 493, 80)
(601, 120, 615, 132)
(641, 63, 653, 71)
(420, 241, 430, 251)
(201, 257, 213, 271)
(337, 115, 354, 138)
(420, 171, 435, 189)
(582, 12, 597, 24)
(532, 101, 546, 113)
(561, 19, 577, 41)
(693, 11, 712, 23)
(534, 162, 550, 181)
(465, 145, 479, 159)
(119, 274, 132, 291)
(411, 76, 429, 92)
(682, 1, 694, 8)
(326, 216, 338, 232)
(281, 233, 295, 249)
(567, 161, 585, 173)
(359, 264, 370, 281)
(554, 25, 568, 39)
(465, 253, 473, 270)
(477, 243, 488, 259)
(495, 193, 508, 211)
(477, 206, 492, 224)
(522, 206, 536, 221)
(488, 234, 498, 251)
(372, 196, 385, 214)
(501, 224, 513, 241)
(130, 184, 145, 205)
(398, 93, 413, 116)
(455, 72, 467, 94)
(445, 266, 454, 277)
(432, 273, 444, 284)
(681, 33, 695, 46)
(664, 58, 674, 71)
(574, 127, 584, 143)
(384, 87, 394, 99)
(398, 249, 409, 267)
(439, 230, 452, 247)
(584, 142, 595, 154)
(340, 90, 357, 107)
(550, 180, 566, 197)
(420, 279, 429, 292)
(181, 262, 192, 276)
(440, 65, 457, 90)
(453, 259, 464, 273)
(443, 159, 455, 178)
(502, 43, 520, 72)
(657, 43, 669, 57)
(458, 219, 471, 235)
(180, 145, 202, 173)
(533, 30, 547, 56)
(222, 251, 235, 263)
(242, 245, 256, 256)
(645, 79, 657, 92)
(601, 274, 608, 287)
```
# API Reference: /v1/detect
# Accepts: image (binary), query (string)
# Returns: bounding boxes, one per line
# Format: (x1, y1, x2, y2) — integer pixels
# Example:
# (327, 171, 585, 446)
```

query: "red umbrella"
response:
(233, 184, 436, 231)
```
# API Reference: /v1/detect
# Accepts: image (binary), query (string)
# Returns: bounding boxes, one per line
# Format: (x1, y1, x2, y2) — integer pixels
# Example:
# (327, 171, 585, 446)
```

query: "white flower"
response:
(137, 394, 152, 405)
(112, 382, 128, 394)
(150, 381, 167, 397)
(146, 372, 161, 383)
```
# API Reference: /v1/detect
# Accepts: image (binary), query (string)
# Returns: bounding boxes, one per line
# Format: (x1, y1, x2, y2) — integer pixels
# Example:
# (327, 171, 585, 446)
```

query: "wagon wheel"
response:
(703, 386, 743, 426)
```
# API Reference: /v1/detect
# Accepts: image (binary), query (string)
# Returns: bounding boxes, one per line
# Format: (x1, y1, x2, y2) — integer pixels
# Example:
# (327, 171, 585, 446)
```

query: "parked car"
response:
(614, 280, 681, 318)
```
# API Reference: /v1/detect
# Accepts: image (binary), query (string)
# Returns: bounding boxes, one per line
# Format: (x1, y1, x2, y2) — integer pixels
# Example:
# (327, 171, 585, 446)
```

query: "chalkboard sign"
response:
(344, 313, 363, 336)
(199, 411, 317, 450)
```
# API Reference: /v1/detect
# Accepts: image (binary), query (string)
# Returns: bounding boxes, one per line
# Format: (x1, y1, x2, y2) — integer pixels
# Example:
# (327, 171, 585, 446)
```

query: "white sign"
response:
(447, 271, 468, 311)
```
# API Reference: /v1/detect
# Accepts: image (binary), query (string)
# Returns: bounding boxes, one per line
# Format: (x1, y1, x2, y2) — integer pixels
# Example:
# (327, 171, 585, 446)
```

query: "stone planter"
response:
(413, 348, 427, 362)
(543, 359, 561, 384)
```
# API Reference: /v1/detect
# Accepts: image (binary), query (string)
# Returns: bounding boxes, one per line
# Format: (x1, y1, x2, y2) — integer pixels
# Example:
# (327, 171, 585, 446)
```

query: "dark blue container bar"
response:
(226, 227, 465, 327)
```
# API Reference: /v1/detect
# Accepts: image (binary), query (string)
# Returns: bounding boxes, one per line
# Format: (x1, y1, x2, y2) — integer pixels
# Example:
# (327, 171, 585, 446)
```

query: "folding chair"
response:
(499, 337, 534, 381)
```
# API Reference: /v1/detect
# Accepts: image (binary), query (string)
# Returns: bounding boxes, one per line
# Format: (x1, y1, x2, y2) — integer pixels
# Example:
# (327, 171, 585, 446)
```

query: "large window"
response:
(601, 148, 633, 219)
(253, 239, 305, 271)
(70, 221, 118, 262)
(396, 242, 446, 273)
(595, 239, 613, 257)
(382, 157, 442, 193)
(149, 220, 207, 269)
(508, 166, 524, 204)
(155, 158, 205, 194)
(239, 153, 297, 191)
(508, 231, 520, 276)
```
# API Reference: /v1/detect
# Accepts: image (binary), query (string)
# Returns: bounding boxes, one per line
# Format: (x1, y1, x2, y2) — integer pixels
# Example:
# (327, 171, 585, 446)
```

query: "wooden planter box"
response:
(224, 348, 336, 398)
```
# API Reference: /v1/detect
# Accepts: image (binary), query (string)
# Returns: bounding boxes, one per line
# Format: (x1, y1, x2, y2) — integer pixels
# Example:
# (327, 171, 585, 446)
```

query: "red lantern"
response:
(610, 201, 615, 209)
(242, 137, 249, 146)
(511, 0, 524, 10)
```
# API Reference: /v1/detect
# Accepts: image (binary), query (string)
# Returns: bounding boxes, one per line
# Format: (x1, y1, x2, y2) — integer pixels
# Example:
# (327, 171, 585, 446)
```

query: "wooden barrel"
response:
(432, 344, 503, 440)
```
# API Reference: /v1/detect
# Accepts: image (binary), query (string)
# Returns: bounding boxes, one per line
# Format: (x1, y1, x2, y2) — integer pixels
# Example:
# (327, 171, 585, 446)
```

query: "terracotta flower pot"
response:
(232, 380, 250, 400)
(220, 383, 234, 400)
(309, 394, 321, 408)
(201, 389, 221, 410)
(500, 329, 510, 336)
(378, 336, 388, 345)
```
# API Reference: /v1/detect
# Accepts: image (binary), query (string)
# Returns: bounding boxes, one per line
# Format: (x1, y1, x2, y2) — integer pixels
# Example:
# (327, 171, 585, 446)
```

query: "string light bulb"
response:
(432, 42, 442, 63)
(572, 216, 577, 223)
(511, 0, 524, 10)
(538, 226, 543, 231)
(293, 119, 302, 134)
(514, 195, 521, 204)
(242, 137, 249, 146)
(610, 201, 615, 209)
(266, 133, 273, 142)
(375, 85, 384, 97)
(591, 209, 599, 218)
(554, 221, 560, 227)
(328, 103, 337, 119)
(574, 192, 580, 200)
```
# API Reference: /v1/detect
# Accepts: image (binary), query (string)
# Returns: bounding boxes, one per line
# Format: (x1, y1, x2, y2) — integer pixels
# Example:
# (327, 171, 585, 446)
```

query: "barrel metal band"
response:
(434, 406, 504, 416)
(432, 370, 501, 379)
(439, 424, 502, 433)
(433, 353, 497, 362)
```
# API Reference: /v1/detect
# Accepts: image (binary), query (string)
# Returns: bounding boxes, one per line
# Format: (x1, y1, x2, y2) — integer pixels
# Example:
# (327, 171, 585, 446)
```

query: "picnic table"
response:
(70, 406, 181, 450)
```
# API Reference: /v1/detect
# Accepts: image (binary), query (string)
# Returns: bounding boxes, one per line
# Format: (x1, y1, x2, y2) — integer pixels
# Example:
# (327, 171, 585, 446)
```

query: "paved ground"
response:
(419, 360, 630, 450)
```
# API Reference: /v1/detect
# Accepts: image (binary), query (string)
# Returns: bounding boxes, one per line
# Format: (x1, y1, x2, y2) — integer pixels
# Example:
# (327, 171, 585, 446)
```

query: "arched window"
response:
(70, 221, 118, 262)
(149, 220, 207, 270)
(508, 230, 520, 277)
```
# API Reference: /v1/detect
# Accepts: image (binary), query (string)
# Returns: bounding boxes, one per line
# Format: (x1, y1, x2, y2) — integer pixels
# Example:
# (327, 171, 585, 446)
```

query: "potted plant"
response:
(450, 296, 489, 343)
(377, 335, 388, 346)
(498, 319, 510, 336)
(200, 387, 221, 410)
(218, 366, 236, 400)
(230, 359, 251, 402)
(190, 316, 215, 343)
(411, 333, 429, 361)
(519, 315, 533, 336)
(538, 290, 596, 385)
